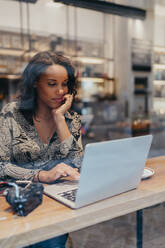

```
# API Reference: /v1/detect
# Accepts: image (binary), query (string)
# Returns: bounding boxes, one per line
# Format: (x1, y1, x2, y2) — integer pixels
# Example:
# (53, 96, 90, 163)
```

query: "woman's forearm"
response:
(53, 113, 71, 142)
(0, 162, 39, 181)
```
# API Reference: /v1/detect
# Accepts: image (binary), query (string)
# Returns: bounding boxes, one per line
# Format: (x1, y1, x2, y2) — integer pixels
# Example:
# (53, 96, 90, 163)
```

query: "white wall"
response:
(76, 8, 104, 41)
(0, 0, 104, 42)
(114, 15, 133, 115)
(154, 5, 165, 46)
(0, 0, 20, 31)
(28, 0, 67, 36)
(114, 8, 154, 116)
(0, 0, 67, 35)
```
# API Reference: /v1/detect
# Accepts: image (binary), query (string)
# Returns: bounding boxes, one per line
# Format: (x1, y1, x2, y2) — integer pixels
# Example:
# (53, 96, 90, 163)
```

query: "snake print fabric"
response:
(0, 101, 83, 180)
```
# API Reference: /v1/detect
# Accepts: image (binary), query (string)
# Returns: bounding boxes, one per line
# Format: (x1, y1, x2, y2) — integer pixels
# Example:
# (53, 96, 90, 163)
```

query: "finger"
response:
(64, 165, 79, 174)
(57, 168, 68, 176)
(72, 173, 80, 180)
(63, 94, 73, 102)
(64, 94, 73, 98)
(67, 170, 80, 180)
(53, 171, 63, 180)
(54, 171, 68, 180)
(55, 164, 80, 179)
(62, 172, 68, 177)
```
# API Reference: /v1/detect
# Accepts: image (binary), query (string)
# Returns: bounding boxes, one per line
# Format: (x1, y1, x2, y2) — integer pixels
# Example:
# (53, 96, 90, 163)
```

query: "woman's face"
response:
(36, 64, 69, 110)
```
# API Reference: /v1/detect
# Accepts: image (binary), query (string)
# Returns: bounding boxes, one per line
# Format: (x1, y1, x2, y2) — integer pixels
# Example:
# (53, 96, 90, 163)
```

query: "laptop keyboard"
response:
(58, 189, 77, 202)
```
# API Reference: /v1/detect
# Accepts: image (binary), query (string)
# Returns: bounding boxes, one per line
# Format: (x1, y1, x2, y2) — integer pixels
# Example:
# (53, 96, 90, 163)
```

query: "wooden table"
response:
(1, 156, 165, 248)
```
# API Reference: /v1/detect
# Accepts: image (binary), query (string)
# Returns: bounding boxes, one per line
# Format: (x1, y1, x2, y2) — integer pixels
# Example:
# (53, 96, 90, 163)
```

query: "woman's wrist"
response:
(38, 170, 50, 183)
(36, 170, 41, 182)
(53, 112, 65, 123)
(33, 170, 49, 183)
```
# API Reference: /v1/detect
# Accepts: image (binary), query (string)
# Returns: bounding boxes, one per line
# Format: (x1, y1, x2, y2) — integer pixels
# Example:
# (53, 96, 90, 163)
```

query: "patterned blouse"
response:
(0, 101, 83, 181)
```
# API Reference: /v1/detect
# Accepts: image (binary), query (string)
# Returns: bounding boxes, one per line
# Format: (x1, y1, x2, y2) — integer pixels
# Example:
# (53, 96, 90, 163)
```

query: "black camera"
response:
(5, 182, 44, 216)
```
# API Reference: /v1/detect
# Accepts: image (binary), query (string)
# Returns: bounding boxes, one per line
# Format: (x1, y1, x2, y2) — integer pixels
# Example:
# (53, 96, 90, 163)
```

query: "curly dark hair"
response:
(19, 51, 77, 113)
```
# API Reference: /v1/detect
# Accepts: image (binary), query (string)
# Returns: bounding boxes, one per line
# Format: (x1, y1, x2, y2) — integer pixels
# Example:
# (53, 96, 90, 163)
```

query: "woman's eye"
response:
(47, 81, 68, 87)
(62, 82, 68, 87)
(48, 82, 56, 86)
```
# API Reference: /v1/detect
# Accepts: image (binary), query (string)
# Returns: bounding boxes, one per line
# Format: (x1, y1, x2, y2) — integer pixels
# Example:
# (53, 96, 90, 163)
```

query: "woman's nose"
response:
(56, 87, 64, 95)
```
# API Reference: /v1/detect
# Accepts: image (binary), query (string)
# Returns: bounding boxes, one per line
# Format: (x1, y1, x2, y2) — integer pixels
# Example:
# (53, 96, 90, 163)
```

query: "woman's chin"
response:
(49, 102, 62, 109)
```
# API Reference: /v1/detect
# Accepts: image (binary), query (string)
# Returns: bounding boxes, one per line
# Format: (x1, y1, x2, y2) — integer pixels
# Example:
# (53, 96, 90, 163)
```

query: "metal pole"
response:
(26, 1, 31, 52)
(19, 0, 24, 49)
(74, 6, 77, 57)
(66, 5, 70, 54)
(136, 210, 143, 248)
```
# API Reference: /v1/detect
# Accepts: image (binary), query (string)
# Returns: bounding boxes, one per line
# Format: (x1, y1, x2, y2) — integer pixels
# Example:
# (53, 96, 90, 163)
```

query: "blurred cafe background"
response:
(2, 1, 165, 248)
(0, 0, 165, 157)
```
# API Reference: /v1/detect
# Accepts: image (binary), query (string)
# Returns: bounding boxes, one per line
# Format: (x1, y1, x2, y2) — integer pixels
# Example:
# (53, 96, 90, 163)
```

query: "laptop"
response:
(44, 135, 153, 209)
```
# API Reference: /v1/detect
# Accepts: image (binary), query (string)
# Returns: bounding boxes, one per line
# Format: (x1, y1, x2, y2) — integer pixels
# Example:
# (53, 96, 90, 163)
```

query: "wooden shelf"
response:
(153, 64, 165, 70)
(154, 80, 165, 85)
(79, 77, 114, 82)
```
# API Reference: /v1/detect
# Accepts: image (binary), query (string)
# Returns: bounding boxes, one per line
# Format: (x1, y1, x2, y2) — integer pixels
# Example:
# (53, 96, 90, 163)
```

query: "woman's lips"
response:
(51, 98, 64, 103)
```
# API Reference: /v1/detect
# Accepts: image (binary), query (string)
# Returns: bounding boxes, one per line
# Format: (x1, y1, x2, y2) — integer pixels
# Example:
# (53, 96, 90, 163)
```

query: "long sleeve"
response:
(0, 111, 39, 180)
(0, 102, 84, 180)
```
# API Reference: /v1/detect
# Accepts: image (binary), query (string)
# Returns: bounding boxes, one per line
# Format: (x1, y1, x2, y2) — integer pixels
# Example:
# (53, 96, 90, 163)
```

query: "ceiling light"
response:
(80, 77, 104, 83)
(23, 51, 38, 58)
(11, 0, 37, 3)
(154, 64, 165, 70)
(154, 80, 165, 86)
(154, 47, 165, 53)
(47, 0, 64, 8)
(72, 57, 105, 64)
(0, 49, 24, 57)
(0, 74, 21, 79)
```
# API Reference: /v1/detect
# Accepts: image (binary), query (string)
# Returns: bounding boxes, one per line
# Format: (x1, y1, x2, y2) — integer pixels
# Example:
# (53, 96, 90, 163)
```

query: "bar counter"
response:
(0, 156, 165, 248)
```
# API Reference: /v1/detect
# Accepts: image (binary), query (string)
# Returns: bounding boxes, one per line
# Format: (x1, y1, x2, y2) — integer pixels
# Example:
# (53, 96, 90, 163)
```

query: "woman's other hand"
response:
(52, 94, 73, 118)
(37, 163, 80, 183)
(51, 94, 73, 143)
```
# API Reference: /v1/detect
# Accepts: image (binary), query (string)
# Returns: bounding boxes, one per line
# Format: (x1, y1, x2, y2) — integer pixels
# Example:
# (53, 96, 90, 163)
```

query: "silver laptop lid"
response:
(75, 135, 152, 208)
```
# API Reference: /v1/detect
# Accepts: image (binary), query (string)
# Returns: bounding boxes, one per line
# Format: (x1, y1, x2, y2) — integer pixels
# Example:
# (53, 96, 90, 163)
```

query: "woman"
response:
(0, 51, 83, 248)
